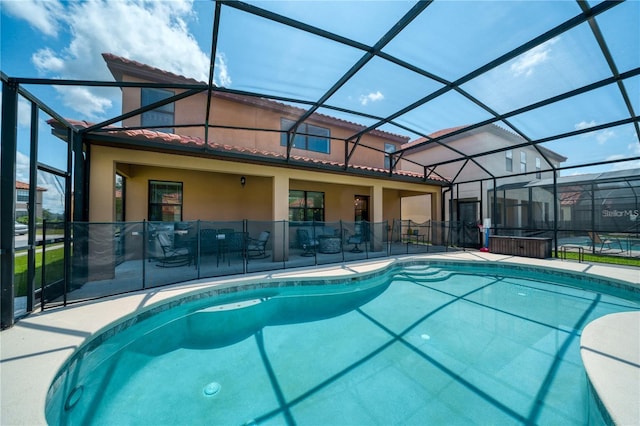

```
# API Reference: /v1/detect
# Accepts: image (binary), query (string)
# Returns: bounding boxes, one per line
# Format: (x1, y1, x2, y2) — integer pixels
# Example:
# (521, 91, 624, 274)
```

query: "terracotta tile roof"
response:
(102, 53, 203, 85)
(559, 189, 583, 206)
(102, 53, 409, 143)
(50, 119, 443, 182)
(16, 180, 47, 191)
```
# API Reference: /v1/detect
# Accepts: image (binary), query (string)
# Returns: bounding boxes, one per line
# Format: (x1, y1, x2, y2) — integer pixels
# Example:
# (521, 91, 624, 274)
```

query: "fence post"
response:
(40, 220, 47, 311)
(142, 220, 146, 290)
(196, 220, 201, 279)
(243, 219, 248, 275)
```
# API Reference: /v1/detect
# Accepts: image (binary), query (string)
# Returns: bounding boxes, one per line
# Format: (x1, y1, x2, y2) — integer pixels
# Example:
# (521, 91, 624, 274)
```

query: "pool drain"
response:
(203, 381, 221, 397)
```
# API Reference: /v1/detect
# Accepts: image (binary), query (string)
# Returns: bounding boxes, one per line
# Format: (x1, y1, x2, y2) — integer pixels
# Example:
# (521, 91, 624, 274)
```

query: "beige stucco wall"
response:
(90, 145, 441, 225)
(120, 77, 401, 171)
(402, 194, 433, 224)
(117, 165, 273, 222)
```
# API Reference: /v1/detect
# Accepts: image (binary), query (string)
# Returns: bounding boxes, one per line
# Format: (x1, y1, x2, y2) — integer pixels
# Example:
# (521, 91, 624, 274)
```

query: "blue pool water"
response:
(46, 261, 639, 425)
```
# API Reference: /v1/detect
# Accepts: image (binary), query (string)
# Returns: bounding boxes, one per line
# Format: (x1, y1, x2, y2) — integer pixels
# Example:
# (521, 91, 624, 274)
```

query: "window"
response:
(384, 143, 396, 170)
(115, 173, 125, 222)
(535, 158, 541, 179)
(141, 88, 174, 133)
(289, 190, 324, 221)
(520, 152, 527, 173)
(280, 118, 330, 154)
(16, 189, 28, 203)
(148, 180, 182, 221)
(505, 150, 513, 172)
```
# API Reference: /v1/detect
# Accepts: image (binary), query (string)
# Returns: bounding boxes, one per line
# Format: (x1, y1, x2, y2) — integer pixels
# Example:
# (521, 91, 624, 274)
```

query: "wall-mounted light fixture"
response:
(240, 176, 246, 188)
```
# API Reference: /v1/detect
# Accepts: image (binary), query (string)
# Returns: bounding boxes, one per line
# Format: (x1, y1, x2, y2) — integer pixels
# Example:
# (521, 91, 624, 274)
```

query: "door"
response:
(458, 200, 480, 248)
(354, 195, 369, 222)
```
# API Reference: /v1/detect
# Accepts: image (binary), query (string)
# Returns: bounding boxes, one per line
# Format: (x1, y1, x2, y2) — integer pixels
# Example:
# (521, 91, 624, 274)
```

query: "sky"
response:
(1, 0, 639, 213)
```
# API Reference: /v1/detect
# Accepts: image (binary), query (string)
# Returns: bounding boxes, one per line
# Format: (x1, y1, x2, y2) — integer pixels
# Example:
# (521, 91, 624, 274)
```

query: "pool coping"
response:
(1, 252, 638, 425)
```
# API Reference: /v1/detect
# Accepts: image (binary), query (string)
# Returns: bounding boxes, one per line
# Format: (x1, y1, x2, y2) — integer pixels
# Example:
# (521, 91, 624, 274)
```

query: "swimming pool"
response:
(45, 261, 639, 425)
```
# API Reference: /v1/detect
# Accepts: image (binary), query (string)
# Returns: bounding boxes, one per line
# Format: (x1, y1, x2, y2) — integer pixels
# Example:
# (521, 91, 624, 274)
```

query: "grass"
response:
(14, 246, 65, 297)
(558, 250, 640, 267)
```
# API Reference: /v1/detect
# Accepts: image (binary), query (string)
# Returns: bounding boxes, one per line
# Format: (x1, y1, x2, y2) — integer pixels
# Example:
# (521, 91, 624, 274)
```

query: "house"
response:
(400, 124, 567, 230)
(15, 181, 46, 220)
(48, 53, 447, 272)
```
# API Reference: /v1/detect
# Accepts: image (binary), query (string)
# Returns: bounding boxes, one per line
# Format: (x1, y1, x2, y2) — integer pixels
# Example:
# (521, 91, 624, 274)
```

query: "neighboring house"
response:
(49, 53, 446, 271)
(400, 124, 567, 229)
(15, 181, 46, 220)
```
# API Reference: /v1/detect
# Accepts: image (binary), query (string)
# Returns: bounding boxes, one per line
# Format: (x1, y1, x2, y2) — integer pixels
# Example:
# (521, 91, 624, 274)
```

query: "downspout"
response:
(553, 172, 558, 257)
(492, 177, 498, 236)
(442, 186, 451, 222)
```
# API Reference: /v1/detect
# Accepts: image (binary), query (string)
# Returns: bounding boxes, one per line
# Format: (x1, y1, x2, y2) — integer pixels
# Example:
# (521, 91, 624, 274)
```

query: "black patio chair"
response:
(297, 228, 318, 256)
(247, 231, 270, 258)
(156, 232, 192, 267)
(346, 233, 363, 253)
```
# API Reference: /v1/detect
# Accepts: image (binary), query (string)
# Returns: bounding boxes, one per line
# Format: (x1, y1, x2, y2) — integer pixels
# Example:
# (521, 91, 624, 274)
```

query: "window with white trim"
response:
(16, 189, 29, 203)
(384, 143, 396, 170)
(506, 150, 513, 172)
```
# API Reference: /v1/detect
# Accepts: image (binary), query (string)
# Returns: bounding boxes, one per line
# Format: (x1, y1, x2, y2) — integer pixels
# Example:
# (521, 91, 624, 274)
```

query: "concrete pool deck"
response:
(1, 252, 638, 425)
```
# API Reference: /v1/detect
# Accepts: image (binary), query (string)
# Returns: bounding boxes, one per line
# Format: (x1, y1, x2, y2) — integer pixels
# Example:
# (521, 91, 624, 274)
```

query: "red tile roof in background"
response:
(50, 119, 444, 182)
(16, 181, 47, 191)
(559, 189, 583, 206)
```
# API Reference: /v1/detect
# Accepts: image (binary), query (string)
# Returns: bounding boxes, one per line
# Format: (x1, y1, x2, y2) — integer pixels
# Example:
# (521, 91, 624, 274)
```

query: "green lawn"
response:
(557, 251, 640, 267)
(14, 247, 65, 297)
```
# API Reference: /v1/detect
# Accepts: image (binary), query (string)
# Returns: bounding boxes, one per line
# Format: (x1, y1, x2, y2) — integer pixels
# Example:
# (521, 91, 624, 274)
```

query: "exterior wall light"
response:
(240, 176, 246, 187)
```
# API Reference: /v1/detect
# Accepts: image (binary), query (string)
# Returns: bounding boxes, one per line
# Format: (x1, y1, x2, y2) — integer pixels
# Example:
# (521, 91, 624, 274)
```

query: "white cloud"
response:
(510, 37, 559, 78)
(38, 173, 66, 214)
(2, 0, 64, 37)
(18, 98, 33, 127)
(15, 152, 65, 214)
(15, 152, 30, 183)
(574, 120, 597, 131)
(0, 92, 41, 127)
(215, 53, 232, 87)
(596, 129, 615, 144)
(58, 87, 113, 120)
(359, 91, 384, 106)
(605, 142, 640, 171)
(16, 162, 66, 213)
(32, 48, 66, 74)
(574, 120, 614, 144)
(23, 0, 214, 119)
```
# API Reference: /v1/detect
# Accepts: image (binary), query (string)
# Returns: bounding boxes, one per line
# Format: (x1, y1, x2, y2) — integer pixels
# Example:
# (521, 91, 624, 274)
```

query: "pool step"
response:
(402, 266, 443, 276)
(398, 267, 453, 282)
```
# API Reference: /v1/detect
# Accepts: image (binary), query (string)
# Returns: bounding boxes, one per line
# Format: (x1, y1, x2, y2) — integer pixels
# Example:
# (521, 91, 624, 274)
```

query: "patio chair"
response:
(297, 229, 318, 257)
(587, 232, 623, 253)
(346, 233, 363, 253)
(247, 231, 270, 259)
(156, 232, 192, 267)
